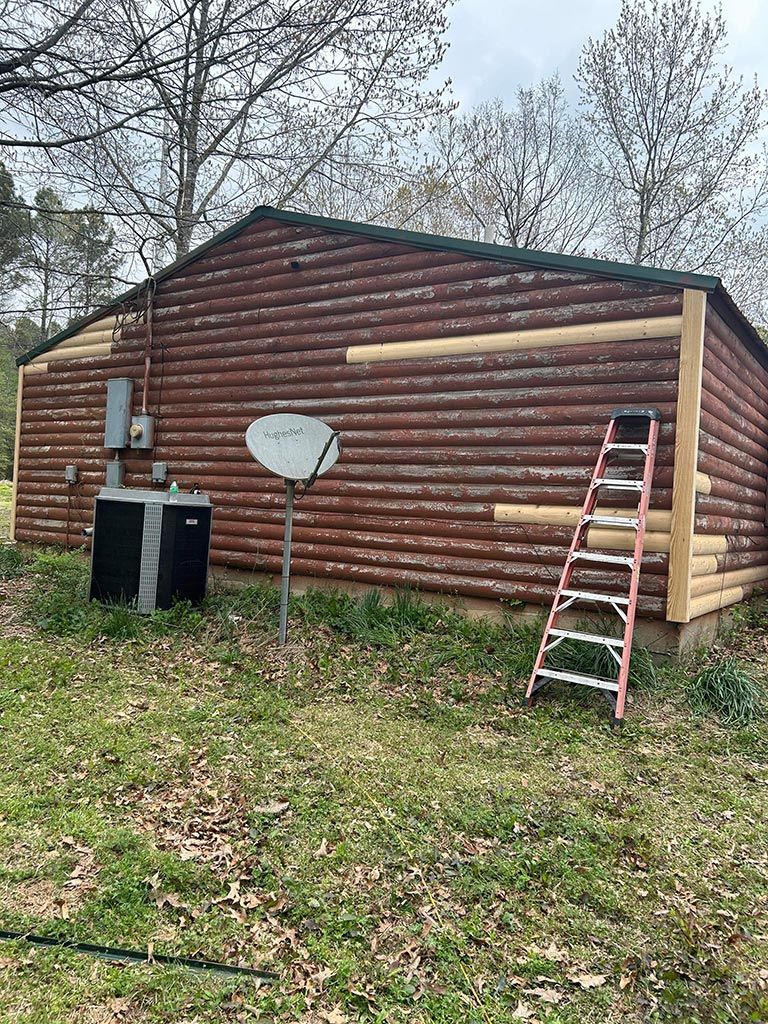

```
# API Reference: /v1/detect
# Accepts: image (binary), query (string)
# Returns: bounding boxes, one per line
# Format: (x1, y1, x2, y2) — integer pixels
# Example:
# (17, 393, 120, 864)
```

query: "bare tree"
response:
(287, 136, 450, 231)
(45, 0, 451, 262)
(431, 78, 604, 252)
(0, 0, 199, 149)
(577, 0, 768, 275)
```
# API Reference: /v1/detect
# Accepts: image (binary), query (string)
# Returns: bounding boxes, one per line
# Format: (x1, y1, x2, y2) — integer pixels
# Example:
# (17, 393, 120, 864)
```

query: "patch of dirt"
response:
(0, 841, 100, 921)
(68, 997, 149, 1024)
(0, 878, 61, 918)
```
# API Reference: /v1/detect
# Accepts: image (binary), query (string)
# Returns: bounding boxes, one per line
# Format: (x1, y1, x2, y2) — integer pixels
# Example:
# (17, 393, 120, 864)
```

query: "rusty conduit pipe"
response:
(142, 278, 157, 415)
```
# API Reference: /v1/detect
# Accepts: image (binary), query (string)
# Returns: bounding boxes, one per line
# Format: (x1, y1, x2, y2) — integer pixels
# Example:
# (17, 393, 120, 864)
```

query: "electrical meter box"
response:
(89, 487, 212, 612)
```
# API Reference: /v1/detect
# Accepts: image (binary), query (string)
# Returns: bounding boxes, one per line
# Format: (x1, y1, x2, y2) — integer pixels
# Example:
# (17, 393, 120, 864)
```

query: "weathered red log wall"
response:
(697, 308, 768, 601)
(16, 217, 685, 616)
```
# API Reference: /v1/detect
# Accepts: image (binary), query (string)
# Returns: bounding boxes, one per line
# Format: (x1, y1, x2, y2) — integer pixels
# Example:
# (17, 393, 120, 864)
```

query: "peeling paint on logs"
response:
(15, 216, 688, 617)
(27, 337, 681, 391)
(160, 261, 591, 312)
(151, 279, 663, 330)
(117, 294, 683, 353)
(22, 359, 681, 408)
(700, 384, 768, 451)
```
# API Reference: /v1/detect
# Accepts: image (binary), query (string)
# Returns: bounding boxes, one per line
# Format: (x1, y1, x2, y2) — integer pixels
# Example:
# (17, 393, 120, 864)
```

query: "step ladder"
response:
(525, 407, 661, 725)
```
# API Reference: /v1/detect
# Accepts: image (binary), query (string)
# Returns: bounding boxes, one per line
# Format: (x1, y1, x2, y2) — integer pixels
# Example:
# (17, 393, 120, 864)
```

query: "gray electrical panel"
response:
(105, 378, 133, 448)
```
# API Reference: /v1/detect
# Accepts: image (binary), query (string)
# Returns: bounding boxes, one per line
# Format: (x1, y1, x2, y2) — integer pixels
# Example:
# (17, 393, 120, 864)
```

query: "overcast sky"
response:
(440, 0, 768, 107)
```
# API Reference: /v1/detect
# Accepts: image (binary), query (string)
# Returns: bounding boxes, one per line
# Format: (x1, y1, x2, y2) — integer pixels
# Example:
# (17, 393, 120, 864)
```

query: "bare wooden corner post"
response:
(9, 365, 24, 543)
(667, 289, 707, 623)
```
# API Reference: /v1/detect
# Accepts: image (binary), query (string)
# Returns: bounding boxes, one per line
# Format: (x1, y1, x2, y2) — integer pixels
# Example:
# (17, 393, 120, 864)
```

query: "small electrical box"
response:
(105, 378, 133, 448)
(65, 465, 78, 484)
(130, 414, 155, 450)
(105, 460, 125, 488)
(152, 461, 168, 484)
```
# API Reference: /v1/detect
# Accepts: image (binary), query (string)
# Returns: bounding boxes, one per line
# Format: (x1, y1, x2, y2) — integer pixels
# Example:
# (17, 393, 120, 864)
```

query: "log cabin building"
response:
(10, 207, 768, 646)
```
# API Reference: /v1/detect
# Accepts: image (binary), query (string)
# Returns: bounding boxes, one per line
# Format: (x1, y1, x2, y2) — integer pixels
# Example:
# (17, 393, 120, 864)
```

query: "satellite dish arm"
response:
(299, 431, 341, 496)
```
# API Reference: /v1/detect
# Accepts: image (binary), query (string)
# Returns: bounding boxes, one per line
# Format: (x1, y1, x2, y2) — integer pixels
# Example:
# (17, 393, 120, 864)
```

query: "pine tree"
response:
(0, 162, 26, 306)
(67, 208, 121, 323)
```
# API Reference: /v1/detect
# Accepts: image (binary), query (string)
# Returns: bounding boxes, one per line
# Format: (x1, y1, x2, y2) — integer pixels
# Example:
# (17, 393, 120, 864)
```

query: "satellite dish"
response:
(244, 413, 342, 647)
(245, 413, 341, 483)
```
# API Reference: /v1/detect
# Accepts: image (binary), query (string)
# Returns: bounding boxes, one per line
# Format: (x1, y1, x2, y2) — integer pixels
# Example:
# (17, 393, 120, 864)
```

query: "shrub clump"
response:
(687, 657, 763, 726)
(0, 545, 26, 578)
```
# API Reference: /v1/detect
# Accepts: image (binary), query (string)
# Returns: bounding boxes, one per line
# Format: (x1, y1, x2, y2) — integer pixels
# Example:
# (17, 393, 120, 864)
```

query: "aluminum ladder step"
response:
(606, 443, 648, 452)
(561, 589, 630, 602)
(547, 628, 624, 648)
(592, 478, 644, 490)
(533, 668, 619, 693)
(570, 551, 634, 566)
(583, 514, 639, 528)
(558, 589, 630, 607)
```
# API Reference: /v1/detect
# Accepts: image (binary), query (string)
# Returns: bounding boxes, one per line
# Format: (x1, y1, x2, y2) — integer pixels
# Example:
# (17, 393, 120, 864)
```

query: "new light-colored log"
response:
(691, 533, 727, 555)
(688, 585, 744, 619)
(77, 316, 120, 337)
(667, 289, 707, 622)
(586, 528, 670, 552)
(23, 363, 48, 375)
(690, 564, 768, 598)
(346, 315, 683, 364)
(9, 366, 24, 542)
(691, 554, 719, 576)
(54, 328, 116, 349)
(494, 502, 672, 532)
(30, 342, 112, 363)
(695, 471, 712, 495)
(28, 315, 120, 363)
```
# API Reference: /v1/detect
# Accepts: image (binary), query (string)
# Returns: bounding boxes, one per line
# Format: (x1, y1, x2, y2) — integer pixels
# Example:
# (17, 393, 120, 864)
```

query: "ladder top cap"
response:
(611, 406, 661, 421)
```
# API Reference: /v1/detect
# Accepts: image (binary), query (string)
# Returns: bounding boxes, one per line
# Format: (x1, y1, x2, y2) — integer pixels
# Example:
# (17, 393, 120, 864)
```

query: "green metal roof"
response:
(17, 204, 753, 365)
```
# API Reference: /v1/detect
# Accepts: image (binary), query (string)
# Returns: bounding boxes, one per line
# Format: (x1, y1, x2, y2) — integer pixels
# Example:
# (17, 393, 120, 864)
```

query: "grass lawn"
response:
(0, 481, 11, 538)
(0, 487, 766, 1023)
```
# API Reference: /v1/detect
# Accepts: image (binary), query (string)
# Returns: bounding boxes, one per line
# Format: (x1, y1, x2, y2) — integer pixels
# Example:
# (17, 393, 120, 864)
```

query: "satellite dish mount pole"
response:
(279, 478, 295, 646)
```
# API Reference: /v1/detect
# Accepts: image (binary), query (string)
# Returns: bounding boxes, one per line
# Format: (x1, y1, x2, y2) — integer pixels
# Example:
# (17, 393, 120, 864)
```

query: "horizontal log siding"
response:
(695, 309, 768, 610)
(16, 217, 683, 616)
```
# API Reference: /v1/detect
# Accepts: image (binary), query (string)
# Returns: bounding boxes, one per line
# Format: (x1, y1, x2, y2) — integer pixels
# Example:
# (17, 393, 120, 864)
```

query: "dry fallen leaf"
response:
(319, 1008, 348, 1024)
(571, 973, 607, 989)
(543, 941, 567, 963)
(511, 1001, 536, 1019)
(251, 799, 289, 815)
(524, 986, 562, 1004)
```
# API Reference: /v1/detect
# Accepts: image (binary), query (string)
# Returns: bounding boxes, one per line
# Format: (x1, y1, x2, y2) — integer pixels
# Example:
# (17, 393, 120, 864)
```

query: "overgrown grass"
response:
(0, 542, 25, 578)
(548, 618, 657, 691)
(687, 658, 764, 726)
(19, 551, 661, 696)
(22, 551, 542, 682)
(0, 479, 11, 538)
